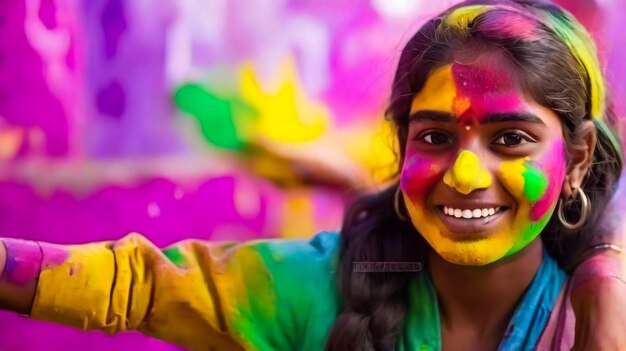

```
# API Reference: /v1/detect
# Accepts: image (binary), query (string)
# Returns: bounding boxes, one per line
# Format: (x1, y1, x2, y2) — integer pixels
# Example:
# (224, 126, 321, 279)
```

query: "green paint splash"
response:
(523, 165, 548, 203)
(174, 83, 245, 150)
(162, 247, 186, 268)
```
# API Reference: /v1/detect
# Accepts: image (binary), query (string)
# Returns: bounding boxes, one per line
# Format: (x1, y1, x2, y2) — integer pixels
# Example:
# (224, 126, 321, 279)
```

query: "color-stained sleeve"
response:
(28, 231, 341, 351)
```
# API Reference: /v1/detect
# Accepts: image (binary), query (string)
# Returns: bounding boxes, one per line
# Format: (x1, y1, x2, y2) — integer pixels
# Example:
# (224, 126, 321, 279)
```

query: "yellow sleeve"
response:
(31, 233, 246, 350)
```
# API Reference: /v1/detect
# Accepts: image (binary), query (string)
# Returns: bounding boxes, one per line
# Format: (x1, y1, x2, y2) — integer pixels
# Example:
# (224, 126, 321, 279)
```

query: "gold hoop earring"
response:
(557, 186, 590, 230)
(394, 187, 409, 222)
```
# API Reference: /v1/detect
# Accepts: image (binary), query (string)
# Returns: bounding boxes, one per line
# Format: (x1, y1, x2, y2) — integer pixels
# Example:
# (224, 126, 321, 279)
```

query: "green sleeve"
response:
(30, 231, 341, 351)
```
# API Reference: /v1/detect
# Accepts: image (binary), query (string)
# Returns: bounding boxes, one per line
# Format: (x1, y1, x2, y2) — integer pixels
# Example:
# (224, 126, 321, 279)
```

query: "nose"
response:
(443, 150, 492, 194)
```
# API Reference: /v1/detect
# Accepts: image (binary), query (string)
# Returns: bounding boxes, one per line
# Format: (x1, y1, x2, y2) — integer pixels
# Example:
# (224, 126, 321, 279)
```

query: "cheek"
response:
(529, 140, 567, 220)
(498, 141, 566, 221)
(400, 155, 446, 199)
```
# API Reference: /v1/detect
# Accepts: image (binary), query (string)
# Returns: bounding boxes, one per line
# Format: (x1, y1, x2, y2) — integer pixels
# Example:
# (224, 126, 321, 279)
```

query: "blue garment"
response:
(399, 249, 567, 350)
(498, 250, 567, 351)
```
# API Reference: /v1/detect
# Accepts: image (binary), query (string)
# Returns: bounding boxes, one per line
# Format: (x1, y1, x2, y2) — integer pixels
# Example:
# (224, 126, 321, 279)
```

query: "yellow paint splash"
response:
(239, 55, 330, 143)
(443, 150, 492, 194)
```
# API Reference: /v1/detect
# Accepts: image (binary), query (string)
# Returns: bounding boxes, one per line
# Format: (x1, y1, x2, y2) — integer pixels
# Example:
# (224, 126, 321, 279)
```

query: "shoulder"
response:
(245, 231, 341, 275)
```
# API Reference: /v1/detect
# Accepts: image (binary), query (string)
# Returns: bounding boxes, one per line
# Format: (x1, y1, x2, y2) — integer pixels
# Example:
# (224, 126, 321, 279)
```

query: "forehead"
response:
(410, 62, 524, 118)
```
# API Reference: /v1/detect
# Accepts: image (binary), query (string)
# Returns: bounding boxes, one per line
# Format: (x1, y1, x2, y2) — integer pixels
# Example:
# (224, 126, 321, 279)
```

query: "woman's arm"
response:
(0, 232, 339, 350)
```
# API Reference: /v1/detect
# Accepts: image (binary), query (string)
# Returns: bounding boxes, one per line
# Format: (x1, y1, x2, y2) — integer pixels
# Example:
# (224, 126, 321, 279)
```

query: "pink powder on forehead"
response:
(530, 140, 567, 221)
(451, 63, 524, 122)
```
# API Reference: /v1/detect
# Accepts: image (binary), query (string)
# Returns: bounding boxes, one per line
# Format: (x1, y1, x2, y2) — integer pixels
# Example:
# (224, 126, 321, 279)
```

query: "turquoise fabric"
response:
(299, 232, 566, 351)
(498, 250, 566, 351)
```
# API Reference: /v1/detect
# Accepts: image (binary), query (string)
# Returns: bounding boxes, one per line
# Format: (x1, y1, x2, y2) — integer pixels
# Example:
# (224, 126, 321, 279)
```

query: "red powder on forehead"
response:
(451, 63, 524, 122)
(479, 10, 539, 40)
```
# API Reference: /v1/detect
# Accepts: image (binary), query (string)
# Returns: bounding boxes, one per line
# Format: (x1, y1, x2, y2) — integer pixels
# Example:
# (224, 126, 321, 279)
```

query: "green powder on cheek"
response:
(523, 165, 548, 203)
(504, 209, 553, 257)
(162, 247, 186, 268)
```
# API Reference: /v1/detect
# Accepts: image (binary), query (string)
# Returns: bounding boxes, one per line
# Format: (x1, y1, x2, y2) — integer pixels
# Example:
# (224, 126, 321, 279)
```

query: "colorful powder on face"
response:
(2, 239, 43, 286)
(522, 165, 548, 203)
(410, 65, 458, 114)
(162, 246, 186, 268)
(451, 63, 523, 123)
(401, 155, 446, 197)
(442, 3, 606, 120)
(529, 140, 567, 221)
(442, 150, 493, 195)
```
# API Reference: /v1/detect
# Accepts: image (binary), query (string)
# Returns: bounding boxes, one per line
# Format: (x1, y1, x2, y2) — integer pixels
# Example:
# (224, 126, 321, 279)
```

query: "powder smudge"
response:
(163, 246, 187, 268)
(522, 165, 548, 203)
(2, 239, 43, 286)
(401, 155, 446, 197)
(443, 150, 493, 195)
(452, 63, 523, 124)
(529, 140, 566, 221)
(40, 243, 70, 270)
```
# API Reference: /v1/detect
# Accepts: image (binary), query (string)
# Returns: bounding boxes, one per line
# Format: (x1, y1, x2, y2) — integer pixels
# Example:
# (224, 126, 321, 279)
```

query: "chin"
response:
(429, 239, 509, 266)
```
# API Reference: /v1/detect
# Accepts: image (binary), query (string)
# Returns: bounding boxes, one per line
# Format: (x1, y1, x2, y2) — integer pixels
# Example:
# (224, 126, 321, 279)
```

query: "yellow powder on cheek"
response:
(404, 193, 512, 265)
(499, 158, 527, 198)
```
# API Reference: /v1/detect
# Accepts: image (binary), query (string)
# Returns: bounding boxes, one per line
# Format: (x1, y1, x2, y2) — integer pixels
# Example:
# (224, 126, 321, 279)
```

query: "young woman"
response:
(0, 0, 625, 350)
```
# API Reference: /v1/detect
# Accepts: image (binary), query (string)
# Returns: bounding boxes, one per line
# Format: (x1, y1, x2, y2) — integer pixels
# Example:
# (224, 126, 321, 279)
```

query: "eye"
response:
(493, 131, 536, 147)
(421, 131, 453, 145)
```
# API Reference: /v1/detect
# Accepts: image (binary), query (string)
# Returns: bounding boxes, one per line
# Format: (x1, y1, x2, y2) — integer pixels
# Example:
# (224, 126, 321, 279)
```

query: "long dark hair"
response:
(325, 1, 623, 350)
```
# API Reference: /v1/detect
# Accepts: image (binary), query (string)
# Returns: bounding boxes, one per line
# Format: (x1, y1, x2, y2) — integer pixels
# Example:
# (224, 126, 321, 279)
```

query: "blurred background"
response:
(0, 0, 624, 349)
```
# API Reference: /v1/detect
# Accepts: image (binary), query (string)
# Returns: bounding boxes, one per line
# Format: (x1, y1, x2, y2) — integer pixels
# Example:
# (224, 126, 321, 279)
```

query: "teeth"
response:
(443, 206, 502, 219)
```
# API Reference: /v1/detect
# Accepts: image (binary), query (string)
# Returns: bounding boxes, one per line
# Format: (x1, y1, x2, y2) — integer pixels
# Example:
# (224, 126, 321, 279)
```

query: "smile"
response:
(442, 206, 503, 219)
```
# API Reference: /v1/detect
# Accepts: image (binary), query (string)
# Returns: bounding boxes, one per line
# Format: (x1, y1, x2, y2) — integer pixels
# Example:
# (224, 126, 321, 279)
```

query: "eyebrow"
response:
(408, 111, 456, 123)
(408, 110, 546, 125)
(481, 112, 546, 125)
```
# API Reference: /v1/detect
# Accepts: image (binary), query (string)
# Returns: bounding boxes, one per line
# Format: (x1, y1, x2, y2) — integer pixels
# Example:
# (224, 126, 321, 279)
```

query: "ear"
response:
(561, 120, 596, 198)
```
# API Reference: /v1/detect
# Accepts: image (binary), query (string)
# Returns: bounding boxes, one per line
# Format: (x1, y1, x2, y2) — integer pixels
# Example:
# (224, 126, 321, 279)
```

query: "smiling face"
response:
(400, 60, 567, 265)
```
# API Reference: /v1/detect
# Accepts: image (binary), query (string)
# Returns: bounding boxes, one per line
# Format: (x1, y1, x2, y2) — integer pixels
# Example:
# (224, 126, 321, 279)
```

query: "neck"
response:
(430, 238, 543, 343)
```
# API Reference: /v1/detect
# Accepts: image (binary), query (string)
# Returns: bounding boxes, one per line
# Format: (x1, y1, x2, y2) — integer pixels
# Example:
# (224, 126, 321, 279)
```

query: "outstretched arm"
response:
(0, 232, 339, 350)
